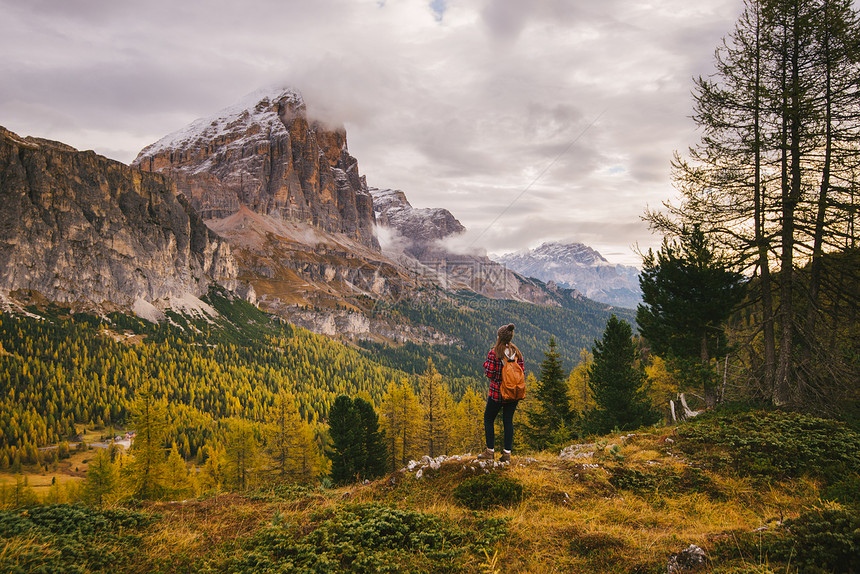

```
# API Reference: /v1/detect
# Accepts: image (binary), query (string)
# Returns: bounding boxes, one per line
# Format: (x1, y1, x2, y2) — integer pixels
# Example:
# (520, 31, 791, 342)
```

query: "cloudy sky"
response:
(0, 0, 744, 266)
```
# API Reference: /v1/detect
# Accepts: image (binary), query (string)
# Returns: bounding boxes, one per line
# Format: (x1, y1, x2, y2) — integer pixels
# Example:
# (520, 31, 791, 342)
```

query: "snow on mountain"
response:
(495, 242, 642, 308)
(137, 86, 304, 160)
(134, 85, 377, 246)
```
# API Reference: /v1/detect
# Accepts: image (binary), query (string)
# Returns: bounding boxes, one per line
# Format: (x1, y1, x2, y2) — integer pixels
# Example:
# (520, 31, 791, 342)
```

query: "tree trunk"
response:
(751, 5, 777, 392)
(803, 0, 834, 380)
(774, 4, 801, 406)
(701, 333, 717, 408)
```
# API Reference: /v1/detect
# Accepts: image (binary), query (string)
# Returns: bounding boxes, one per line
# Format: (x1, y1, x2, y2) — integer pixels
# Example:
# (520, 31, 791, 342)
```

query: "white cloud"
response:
(0, 0, 745, 267)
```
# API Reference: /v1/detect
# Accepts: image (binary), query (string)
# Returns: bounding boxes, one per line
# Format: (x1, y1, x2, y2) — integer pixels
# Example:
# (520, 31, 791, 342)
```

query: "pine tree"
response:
(449, 387, 485, 453)
(650, 0, 860, 406)
(353, 397, 388, 481)
(165, 442, 193, 499)
(291, 420, 323, 482)
(567, 348, 594, 415)
(584, 316, 660, 435)
(84, 448, 117, 506)
(524, 337, 574, 450)
(379, 380, 423, 471)
(266, 390, 305, 480)
(636, 225, 746, 406)
(644, 356, 681, 408)
(420, 360, 451, 457)
(224, 419, 258, 491)
(200, 445, 223, 492)
(328, 395, 362, 484)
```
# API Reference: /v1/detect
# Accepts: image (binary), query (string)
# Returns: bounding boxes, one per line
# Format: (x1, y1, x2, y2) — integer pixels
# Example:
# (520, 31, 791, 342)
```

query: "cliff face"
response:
(133, 87, 377, 249)
(370, 187, 465, 259)
(0, 127, 237, 307)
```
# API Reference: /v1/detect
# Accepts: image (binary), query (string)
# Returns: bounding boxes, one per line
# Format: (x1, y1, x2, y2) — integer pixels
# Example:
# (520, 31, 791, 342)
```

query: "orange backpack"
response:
(501, 356, 525, 401)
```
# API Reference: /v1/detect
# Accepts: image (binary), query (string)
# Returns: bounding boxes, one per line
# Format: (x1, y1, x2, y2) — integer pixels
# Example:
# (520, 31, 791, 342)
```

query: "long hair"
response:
(493, 328, 521, 361)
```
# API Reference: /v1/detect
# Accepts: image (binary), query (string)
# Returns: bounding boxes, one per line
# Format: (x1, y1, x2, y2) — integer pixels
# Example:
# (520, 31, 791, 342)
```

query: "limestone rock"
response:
(370, 187, 465, 259)
(133, 87, 377, 249)
(667, 544, 707, 573)
(0, 126, 237, 307)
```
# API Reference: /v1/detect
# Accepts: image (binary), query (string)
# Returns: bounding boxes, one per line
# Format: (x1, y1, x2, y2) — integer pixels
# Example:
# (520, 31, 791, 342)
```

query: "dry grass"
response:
(322, 432, 821, 573)
(2, 429, 828, 573)
(141, 494, 278, 565)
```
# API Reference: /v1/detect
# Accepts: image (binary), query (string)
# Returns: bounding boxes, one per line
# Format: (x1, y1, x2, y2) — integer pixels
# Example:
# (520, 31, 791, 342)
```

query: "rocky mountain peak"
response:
(133, 86, 377, 249)
(496, 241, 642, 308)
(136, 86, 305, 160)
(370, 187, 465, 259)
(528, 241, 609, 266)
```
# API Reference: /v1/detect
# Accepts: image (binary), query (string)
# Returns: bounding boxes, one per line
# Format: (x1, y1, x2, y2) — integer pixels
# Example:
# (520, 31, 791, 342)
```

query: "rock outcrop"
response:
(369, 187, 580, 306)
(0, 127, 237, 307)
(134, 87, 377, 249)
(370, 187, 465, 259)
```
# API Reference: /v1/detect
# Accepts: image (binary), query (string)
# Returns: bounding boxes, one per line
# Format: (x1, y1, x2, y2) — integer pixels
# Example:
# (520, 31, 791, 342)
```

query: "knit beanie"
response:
(497, 323, 515, 344)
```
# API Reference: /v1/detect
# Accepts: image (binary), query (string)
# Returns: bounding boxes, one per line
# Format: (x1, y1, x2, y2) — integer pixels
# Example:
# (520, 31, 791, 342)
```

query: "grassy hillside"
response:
(2, 409, 859, 573)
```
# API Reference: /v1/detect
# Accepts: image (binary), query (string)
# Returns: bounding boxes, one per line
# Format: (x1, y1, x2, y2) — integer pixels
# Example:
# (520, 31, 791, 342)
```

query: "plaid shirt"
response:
(483, 348, 525, 402)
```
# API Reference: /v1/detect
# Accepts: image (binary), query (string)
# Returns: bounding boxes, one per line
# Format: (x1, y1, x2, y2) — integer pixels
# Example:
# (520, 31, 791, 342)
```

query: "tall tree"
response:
(127, 381, 167, 500)
(584, 316, 660, 435)
(648, 0, 860, 407)
(637, 225, 747, 406)
(327, 395, 387, 484)
(524, 337, 574, 450)
(419, 360, 452, 458)
(328, 395, 363, 484)
(266, 390, 307, 480)
(165, 442, 193, 499)
(84, 448, 117, 506)
(567, 348, 594, 415)
(379, 380, 423, 471)
(290, 421, 324, 483)
(223, 419, 258, 491)
(449, 387, 486, 453)
(353, 397, 388, 481)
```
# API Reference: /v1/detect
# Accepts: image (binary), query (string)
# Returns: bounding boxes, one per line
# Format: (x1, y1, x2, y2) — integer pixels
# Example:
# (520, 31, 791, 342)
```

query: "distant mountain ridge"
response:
(496, 241, 642, 308)
(0, 86, 633, 363)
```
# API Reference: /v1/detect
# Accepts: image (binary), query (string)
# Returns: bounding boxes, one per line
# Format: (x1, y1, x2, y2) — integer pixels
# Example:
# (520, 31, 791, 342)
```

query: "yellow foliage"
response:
(645, 355, 680, 408)
(567, 348, 594, 414)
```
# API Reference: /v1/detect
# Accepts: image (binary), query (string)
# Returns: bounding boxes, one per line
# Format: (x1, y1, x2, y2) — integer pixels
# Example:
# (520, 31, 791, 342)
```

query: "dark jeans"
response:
(484, 398, 518, 452)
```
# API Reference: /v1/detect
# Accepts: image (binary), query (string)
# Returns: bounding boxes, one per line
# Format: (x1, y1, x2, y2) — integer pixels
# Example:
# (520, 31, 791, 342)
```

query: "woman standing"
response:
(477, 324, 524, 463)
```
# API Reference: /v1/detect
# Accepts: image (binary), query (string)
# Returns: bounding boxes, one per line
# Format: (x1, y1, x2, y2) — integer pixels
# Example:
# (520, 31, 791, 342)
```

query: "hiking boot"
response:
(476, 448, 495, 460)
(500, 451, 511, 463)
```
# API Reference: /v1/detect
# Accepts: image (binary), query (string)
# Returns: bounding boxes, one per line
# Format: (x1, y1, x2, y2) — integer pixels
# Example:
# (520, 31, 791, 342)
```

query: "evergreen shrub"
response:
(453, 473, 524, 510)
(232, 503, 507, 573)
(608, 465, 720, 499)
(676, 410, 860, 482)
(773, 509, 860, 574)
(823, 474, 860, 509)
(0, 504, 153, 574)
